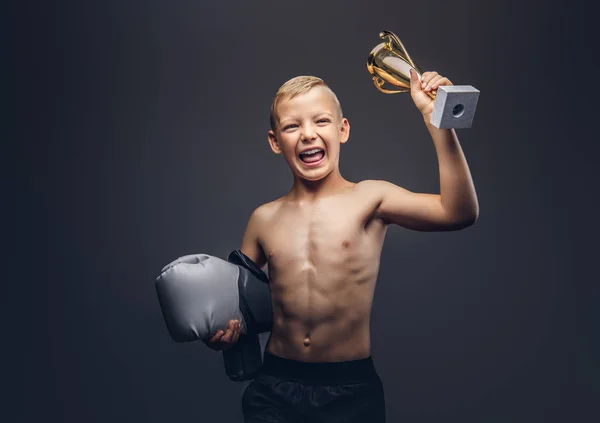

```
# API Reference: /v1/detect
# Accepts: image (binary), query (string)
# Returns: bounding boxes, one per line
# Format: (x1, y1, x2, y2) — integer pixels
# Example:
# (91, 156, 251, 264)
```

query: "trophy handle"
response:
(371, 31, 436, 99)
(372, 77, 408, 94)
(379, 30, 420, 72)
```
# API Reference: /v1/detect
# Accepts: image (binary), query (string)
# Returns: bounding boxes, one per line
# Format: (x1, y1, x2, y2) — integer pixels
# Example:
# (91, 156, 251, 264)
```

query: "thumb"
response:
(409, 69, 421, 93)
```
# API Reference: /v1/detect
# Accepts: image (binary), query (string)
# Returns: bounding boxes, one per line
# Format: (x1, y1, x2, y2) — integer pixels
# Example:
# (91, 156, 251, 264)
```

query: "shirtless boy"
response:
(206, 69, 479, 423)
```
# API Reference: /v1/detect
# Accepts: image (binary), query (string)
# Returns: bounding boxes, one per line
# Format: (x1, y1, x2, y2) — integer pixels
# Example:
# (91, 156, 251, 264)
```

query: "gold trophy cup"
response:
(367, 30, 480, 129)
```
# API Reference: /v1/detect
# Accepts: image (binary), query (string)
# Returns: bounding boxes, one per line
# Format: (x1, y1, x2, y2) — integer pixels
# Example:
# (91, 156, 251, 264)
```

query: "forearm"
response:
(424, 117, 479, 224)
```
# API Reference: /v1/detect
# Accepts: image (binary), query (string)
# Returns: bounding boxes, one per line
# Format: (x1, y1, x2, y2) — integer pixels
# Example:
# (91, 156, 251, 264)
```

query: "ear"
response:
(339, 118, 350, 144)
(268, 130, 282, 154)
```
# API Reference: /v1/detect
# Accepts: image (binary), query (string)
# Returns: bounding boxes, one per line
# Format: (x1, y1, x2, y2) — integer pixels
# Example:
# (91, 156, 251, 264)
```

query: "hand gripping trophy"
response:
(367, 30, 480, 129)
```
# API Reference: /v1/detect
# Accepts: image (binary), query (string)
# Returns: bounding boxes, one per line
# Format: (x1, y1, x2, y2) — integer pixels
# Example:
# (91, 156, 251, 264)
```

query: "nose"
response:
(300, 123, 317, 142)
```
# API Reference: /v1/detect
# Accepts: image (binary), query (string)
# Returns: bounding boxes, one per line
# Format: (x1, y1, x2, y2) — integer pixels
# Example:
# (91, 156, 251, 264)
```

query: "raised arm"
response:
(368, 69, 479, 231)
(368, 179, 477, 231)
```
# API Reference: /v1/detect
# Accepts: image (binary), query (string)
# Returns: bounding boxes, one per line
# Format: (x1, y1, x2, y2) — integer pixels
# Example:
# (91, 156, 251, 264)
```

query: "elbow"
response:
(441, 198, 479, 231)
(447, 210, 479, 231)
(458, 210, 479, 229)
(460, 200, 480, 228)
(465, 212, 479, 227)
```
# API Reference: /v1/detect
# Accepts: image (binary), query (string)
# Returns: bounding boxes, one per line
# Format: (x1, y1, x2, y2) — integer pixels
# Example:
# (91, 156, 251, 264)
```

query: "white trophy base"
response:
(430, 85, 480, 129)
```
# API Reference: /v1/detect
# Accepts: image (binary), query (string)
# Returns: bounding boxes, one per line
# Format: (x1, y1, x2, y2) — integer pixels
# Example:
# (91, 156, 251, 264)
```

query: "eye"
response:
(316, 118, 330, 124)
(283, 124, 298, 131)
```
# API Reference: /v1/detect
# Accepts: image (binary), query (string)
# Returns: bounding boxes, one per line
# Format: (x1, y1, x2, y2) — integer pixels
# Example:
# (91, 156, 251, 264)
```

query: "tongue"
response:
(302, 151, 324, 163)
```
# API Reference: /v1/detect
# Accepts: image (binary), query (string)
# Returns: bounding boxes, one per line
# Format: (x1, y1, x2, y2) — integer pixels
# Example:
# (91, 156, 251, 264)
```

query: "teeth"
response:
(300, 148, 323, 156)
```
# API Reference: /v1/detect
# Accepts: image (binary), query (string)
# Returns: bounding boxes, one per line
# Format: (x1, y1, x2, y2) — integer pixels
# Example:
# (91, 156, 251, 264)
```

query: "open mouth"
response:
(299, 148, 325, 164)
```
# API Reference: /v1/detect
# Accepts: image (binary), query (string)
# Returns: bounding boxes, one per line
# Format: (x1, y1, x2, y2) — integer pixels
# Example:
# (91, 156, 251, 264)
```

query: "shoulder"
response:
(247, 198, 283, 226)
(244, 198, 285, 239)
(241, 200, 282, 267)
(355, 179, 383, 190)
(354, 179, 408, 198)
(355, 179, 404, 189)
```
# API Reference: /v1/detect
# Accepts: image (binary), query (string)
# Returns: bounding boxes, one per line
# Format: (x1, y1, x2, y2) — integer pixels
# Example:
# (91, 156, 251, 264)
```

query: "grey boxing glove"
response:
(155, 251, 272, 381)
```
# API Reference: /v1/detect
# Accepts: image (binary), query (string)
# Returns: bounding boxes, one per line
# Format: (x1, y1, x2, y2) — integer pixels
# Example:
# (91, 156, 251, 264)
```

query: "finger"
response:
(232, 323, 241, 344)
(430, 77, 452, 89)
(421, 71, 438, 88)
(208, 330, 224, 343)
(221, 321, 237, 343)
(409, 69, 421, 92)
(425, 75, 444, 91)
(409, 69, 418, 83)
(222, 327, 235, 342)
(233, 320, 241, 338)
(204, 331, 224, 350)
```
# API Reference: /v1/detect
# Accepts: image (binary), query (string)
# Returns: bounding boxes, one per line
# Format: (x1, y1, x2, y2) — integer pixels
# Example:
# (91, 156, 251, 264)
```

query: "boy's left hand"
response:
(409, 69, 452, 120)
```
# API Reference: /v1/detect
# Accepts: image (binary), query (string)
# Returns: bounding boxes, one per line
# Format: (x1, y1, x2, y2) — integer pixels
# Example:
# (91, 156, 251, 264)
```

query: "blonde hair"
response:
(269, 76, 343, 130)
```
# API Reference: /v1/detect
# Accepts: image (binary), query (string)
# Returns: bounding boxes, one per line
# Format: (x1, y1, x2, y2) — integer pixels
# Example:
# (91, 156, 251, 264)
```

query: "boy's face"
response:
(268, 86, 350, 182)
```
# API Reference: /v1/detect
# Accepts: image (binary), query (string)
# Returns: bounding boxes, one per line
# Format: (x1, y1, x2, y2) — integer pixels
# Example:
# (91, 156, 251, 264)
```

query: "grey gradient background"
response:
(8, 1, 596, 422)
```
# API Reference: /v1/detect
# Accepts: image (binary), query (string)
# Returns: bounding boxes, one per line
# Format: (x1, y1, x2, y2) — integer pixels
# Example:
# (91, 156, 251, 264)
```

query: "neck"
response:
(288, 168, 351, 202)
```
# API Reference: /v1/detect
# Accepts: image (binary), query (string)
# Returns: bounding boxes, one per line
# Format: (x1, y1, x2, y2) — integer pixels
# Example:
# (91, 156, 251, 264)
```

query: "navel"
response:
(342, 240, 350, 248)
(303, 335, 311, 347)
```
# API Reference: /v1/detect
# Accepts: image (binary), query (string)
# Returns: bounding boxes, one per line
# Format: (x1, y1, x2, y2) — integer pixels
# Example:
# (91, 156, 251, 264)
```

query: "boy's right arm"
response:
(240, 206, 268, 269)
(204, 206, 268, 351)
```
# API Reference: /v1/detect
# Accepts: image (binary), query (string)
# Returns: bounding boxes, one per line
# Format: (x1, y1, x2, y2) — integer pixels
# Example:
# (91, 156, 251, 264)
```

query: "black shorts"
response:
(242, 351, 386, 423)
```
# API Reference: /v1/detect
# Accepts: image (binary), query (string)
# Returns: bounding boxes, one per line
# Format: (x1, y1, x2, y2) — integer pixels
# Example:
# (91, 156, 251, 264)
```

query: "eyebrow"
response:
(279, 112, 334, 126)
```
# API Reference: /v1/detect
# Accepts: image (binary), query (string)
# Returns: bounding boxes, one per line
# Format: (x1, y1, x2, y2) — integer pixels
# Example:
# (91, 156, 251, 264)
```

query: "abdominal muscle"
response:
(266, 270, 376, 362)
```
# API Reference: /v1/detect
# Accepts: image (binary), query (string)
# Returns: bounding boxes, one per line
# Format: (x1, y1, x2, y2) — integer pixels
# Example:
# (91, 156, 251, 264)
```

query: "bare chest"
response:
(260, 196, 386, 273)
